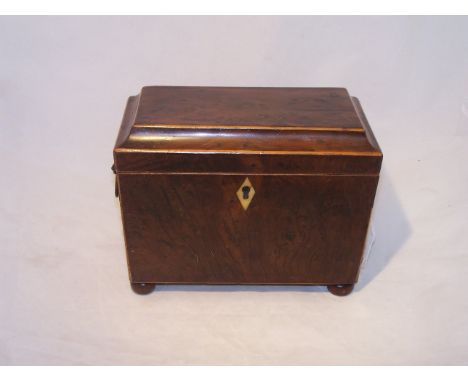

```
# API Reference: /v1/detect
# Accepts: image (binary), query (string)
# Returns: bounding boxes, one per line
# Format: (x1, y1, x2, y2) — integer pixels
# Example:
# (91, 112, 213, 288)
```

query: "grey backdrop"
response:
(1, 16, 468, 365)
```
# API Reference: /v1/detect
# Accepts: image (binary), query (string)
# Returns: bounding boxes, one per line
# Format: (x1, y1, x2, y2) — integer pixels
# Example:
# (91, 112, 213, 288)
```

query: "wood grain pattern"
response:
(113, 87, 382, 176)
(134, 86, 364, 129)
(114, 152, 381, 176)
(113, 86, 383, 294)
(118, 129, 378, 154)
(118, 174, 378, 285)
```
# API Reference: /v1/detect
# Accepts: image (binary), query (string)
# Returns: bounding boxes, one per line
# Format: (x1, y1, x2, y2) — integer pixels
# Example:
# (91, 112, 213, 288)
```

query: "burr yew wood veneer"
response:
(112, 86, 382, 296)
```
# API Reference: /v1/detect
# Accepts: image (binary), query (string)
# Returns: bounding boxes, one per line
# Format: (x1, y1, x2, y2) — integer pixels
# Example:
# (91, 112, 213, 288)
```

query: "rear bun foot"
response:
(327, 284, 354, 296)
(131, 282, 156, 295)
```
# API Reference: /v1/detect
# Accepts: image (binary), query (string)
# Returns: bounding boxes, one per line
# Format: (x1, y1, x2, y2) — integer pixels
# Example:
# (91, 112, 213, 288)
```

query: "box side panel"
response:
(118, 174, 379, 285)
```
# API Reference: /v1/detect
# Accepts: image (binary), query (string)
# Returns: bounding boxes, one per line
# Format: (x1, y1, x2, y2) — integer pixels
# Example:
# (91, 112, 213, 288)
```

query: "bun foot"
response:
(327, 284, 354, 296)
(131, 282, 156, 295)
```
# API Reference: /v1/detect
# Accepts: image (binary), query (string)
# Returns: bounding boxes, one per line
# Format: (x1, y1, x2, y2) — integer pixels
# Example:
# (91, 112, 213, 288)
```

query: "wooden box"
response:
(113, 86, 382, 296)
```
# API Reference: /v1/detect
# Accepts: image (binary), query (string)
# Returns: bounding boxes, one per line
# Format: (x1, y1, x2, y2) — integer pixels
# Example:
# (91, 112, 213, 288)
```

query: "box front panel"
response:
(118, 174, 378, 285)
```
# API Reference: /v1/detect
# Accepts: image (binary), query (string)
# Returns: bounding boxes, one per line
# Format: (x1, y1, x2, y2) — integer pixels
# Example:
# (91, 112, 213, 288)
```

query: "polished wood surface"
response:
(119, 128, 378, 155)
(113, 86, 383, 295)
(115, 151, 381, 175)
(114, 88, 382, 175)
(134, 86, 364, 130)
(119, 174, 378, 285)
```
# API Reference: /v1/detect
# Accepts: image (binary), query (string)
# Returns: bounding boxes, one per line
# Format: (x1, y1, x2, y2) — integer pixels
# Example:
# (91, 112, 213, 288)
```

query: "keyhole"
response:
(242, 186, 250, 200)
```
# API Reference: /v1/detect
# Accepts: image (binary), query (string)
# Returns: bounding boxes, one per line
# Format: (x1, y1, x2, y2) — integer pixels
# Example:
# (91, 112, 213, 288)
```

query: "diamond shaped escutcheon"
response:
(236, 177, 255, 210)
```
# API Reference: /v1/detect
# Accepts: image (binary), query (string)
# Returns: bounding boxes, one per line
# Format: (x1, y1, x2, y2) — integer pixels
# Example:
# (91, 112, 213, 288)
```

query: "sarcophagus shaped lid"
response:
(114, 86, 382, 175)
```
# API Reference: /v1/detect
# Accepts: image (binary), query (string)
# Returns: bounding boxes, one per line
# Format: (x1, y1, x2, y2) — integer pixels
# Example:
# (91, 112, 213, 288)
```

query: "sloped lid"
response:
(114, 86, 382, 175)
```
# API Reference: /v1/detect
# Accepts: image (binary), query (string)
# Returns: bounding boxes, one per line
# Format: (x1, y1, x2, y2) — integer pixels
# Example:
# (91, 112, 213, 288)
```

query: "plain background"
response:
(1, 16, 468, 365)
